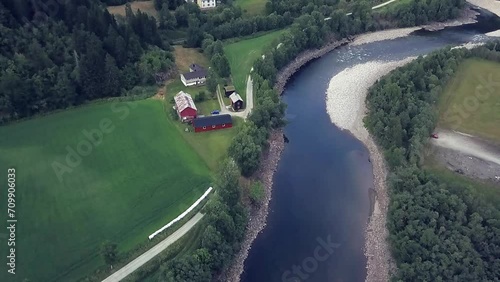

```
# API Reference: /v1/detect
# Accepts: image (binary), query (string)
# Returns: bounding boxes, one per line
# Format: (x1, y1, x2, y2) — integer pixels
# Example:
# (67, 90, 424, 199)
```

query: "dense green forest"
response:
(365, 43, 500, 281)
(0, 0, 171, 123)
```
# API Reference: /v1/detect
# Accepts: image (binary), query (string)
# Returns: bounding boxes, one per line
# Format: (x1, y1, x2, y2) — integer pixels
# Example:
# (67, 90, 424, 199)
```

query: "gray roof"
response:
(193, 114, 232, 128)
(182, 69, 207, 80)
(190, 64, 204, 72)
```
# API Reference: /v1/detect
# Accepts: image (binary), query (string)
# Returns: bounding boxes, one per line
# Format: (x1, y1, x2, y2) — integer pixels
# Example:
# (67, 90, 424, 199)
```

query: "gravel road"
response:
(431, 130, 500, 166)
(101, 213, 204, 282)
(217, 75, 253, 119)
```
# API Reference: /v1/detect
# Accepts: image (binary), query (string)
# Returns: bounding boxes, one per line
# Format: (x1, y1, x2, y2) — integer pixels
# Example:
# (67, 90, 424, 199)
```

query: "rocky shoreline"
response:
(274, 38, 352, 95)
(223, 129, 285, 282)
(326, 59, 418, 282)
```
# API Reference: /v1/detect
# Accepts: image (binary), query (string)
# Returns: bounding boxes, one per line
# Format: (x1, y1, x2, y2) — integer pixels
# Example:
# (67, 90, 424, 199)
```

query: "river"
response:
(241, 12, 500, 282)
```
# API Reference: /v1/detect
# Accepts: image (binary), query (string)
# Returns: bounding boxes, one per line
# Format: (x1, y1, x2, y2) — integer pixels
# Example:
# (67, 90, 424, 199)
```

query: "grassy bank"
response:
(0, 100, 211, 282)
(224, 29, 286, 99)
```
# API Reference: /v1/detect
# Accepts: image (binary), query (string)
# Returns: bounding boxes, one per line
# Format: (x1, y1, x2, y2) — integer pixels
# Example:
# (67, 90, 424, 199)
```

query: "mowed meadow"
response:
(437, 58, 500, 143)
(224, 29, 286, 98)
(0, 99, 211, 281)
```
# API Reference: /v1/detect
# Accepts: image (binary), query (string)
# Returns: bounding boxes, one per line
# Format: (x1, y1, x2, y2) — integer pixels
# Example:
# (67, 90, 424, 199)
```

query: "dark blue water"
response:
(241, 16, 500, 282)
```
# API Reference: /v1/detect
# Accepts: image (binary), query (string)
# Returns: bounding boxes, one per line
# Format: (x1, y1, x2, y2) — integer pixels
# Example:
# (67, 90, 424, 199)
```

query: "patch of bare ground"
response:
(173, 46, 210, 73)
(429, 129, 500, 184)
(107, 0, 158, 19)
(152, 87, 165, 100)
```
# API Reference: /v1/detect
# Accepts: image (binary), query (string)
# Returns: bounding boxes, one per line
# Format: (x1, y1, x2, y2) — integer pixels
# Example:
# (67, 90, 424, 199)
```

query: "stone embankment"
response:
(274, 38, 351, 95)
(223, 130, 285, 282)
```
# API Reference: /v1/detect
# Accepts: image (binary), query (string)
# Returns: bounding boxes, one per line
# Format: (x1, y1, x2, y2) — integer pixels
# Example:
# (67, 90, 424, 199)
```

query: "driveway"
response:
(101, 213, 204, 282)
(217, 75, 254, 119)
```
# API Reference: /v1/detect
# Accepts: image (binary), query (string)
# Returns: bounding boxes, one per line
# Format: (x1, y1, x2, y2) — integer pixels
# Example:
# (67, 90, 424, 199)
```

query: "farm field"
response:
(107, 0, 158, 19)
(437, 58, 500, 143)
(233, 0, 267, 15)
(0, 100, 211, 282)
(224, 29, 286, 99)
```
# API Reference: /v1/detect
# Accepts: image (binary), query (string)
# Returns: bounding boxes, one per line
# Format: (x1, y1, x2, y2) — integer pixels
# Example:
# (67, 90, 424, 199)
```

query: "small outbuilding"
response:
(224, 85, 236, 97)
(193, 114, 232, 133)
(174, 91, 197, 121)
(229, 93, 244, 111)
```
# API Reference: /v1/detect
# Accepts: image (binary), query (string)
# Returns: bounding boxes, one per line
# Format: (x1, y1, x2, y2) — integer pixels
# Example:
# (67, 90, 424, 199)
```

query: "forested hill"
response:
(0, 0, 172, 123)
(365, 44, 500, 281)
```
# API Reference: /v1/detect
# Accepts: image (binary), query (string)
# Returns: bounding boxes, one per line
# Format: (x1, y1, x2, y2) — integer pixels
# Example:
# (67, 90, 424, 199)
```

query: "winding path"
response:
(101, 213, 204, 282)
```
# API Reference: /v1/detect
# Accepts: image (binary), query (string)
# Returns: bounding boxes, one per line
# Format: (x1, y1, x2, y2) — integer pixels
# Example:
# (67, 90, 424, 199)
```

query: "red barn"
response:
(193, 114, 233, 133)
(174, 91, 197, 121)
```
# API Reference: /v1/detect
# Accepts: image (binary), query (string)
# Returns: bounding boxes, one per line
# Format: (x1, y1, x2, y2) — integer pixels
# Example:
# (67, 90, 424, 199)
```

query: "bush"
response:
(249, 181, 265, 206)
(195, 91, 206, 102)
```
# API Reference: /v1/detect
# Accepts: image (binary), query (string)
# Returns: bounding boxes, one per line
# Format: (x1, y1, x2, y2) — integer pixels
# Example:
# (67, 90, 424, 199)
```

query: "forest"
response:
(365, 43, 500, 281)
(0, 0, 168, 123)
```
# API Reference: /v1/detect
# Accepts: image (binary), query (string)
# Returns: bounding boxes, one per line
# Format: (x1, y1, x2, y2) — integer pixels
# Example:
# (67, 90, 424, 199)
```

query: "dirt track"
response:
(430, 130, 500, 184)
(432, 130, 500, 166)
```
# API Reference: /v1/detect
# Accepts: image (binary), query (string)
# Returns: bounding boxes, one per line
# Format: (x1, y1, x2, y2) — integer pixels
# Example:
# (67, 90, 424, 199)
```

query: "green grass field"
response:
(0, 100, 212, 282)
(224, 29, 286, 99)
(437, 58, 500, 143)
(233, 0, 267, 15)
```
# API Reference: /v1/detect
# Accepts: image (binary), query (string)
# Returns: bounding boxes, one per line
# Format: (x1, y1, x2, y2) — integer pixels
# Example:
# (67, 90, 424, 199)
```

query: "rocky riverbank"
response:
(222, 129, 285, 282)
(325, 59, 416, 282)
(274, 38, 351, 95)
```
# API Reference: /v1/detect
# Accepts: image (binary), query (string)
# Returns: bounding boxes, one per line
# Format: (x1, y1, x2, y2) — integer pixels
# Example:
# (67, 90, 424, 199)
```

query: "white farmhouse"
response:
(180, 64, 207, 87)
(185, 0, 217, 9)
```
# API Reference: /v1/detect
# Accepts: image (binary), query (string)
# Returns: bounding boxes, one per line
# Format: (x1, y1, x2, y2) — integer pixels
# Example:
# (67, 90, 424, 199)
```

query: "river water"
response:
(241, 13, 500, 282)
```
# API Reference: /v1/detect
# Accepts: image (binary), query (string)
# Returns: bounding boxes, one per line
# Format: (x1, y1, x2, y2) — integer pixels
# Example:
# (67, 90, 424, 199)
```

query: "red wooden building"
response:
(193, 114, 232, 133)
(174, 91, 197, 121)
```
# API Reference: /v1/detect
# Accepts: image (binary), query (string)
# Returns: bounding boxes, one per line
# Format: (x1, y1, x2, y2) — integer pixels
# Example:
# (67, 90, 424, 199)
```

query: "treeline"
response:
(365, 43, 500, 281)
(0, 0, 173, 123)
(152, 2, 293, 46)
(375, 0, 466, 27)
(266, 0, 342, 17)
(159, 160, 248, 281)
